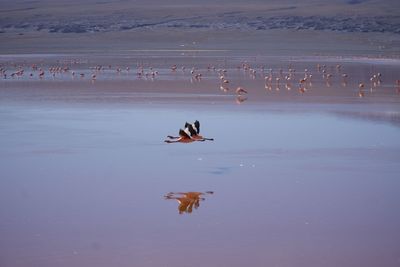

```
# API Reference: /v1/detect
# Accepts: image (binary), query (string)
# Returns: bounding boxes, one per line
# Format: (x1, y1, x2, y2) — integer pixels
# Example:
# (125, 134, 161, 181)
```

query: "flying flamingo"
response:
(165, 121, 214, 143)
(184, 120, 214, 141)
(164, 128, 195, 143)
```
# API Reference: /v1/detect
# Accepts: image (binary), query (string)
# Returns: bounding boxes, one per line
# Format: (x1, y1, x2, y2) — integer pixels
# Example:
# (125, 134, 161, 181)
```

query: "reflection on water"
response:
(236, 95, 247, 104)
(164, 191, 214, 214)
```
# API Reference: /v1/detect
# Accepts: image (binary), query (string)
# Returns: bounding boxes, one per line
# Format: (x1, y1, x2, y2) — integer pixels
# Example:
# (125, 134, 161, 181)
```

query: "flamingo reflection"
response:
(164, 191, 214, 214)
(236, 95, 248, 104)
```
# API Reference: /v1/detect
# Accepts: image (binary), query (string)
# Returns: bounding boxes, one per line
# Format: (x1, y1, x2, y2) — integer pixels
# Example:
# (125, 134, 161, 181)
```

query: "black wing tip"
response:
(187, 124, 197, 136)
(194, 120, 200, 134)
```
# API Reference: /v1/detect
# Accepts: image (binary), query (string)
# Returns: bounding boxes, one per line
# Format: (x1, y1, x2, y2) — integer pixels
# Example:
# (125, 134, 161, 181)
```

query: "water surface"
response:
(1, 56, 400, 267)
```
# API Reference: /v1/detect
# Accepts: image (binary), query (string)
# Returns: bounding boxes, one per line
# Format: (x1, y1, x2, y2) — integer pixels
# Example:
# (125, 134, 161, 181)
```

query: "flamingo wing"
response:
(194, 120, 200, 134)
(179, 129, 191, 139)
(187, 124, 197, 136)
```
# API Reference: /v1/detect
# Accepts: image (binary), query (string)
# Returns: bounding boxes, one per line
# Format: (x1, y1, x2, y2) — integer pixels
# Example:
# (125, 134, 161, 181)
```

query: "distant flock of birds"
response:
(2, 60, 400, 102)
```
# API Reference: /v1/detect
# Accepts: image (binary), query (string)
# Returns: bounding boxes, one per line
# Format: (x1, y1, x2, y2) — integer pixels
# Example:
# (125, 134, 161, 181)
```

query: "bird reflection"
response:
(396, 80, 400, 94)
(164, 191, 214, 214)
(236, 95, 248, 104)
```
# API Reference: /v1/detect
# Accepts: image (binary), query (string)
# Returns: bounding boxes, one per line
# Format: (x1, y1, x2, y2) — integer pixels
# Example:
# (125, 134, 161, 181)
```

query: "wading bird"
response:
(236, 87, 248, 95)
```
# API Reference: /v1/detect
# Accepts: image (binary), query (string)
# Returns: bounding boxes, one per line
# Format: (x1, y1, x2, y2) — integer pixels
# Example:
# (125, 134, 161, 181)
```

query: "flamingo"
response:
(236, 87, 248, 95)
(220, 85, 229, 92)
(184, 120, 214, 141)
(358, 83, 365, 97)
(165, 121, 214, 143)
(165, 128, 195, 143)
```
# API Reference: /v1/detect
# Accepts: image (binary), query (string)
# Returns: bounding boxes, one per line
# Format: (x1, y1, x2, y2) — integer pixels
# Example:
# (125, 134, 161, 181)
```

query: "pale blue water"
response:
(1, 97, 400, 267)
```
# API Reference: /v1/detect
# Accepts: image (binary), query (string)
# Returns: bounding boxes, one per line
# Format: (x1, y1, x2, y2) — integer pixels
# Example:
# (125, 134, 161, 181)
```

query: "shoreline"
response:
(1, 28, 399, 57)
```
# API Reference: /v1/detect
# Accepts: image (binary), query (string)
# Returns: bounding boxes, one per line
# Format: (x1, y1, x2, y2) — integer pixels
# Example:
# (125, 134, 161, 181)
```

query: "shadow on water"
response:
(164, 191, 214, 214)
(209, 166, 232, 175)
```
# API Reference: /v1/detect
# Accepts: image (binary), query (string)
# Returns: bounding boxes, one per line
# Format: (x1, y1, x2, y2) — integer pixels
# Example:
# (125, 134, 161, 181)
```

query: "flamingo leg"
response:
(164, 139, 181, 143)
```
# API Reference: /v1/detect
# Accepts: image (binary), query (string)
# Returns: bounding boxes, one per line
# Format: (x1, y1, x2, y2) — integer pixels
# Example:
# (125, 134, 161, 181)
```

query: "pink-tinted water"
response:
(1, 55, 400, 267)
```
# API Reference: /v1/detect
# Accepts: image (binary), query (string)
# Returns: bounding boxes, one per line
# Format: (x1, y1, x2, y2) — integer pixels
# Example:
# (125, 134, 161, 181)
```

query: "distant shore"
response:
(2, 14, 399, 35)
(1, 0, 399, 56)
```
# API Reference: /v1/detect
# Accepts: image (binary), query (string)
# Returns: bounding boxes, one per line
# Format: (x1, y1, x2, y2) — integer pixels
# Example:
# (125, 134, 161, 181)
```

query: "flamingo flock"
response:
(1, 58, 399, 101)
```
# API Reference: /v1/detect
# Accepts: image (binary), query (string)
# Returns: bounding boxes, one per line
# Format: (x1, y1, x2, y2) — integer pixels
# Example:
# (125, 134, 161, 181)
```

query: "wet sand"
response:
(1, 54, 400, 267)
